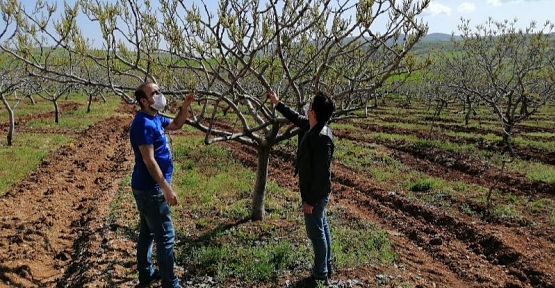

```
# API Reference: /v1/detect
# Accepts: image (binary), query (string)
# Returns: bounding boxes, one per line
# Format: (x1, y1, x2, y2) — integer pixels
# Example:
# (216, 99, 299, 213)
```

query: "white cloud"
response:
(457, 2, 476, 13)
(486, 0, 543, 7)
(423, 1, 452, 16)
(487, 0, 503, 6)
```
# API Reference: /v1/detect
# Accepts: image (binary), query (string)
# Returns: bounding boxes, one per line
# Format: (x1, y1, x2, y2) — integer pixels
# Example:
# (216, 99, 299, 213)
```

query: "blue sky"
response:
(422, 0, 553, 34)
(30, 0, 555, 42)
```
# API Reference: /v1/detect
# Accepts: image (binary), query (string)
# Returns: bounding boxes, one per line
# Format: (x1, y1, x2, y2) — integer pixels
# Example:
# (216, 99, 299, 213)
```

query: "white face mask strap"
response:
(303, 97, 314, 116)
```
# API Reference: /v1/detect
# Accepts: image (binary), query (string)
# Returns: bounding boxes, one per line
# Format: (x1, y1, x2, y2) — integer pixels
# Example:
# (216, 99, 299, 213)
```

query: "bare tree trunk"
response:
(251, 145, 271, 221)
(502, 122, 514, 155)
(465, 101, 473, 126)
(54, 100, 60, 123)
(87, 94, 93, 113)
(433, 100, 445, 118)
(520, 97, 528, 116)
(1, 95, 15, 146)
(7, 107, 14, 146)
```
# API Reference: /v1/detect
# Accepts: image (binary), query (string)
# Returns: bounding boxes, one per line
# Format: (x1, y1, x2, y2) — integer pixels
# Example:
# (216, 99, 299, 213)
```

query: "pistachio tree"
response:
(35, 78, 74, 123)
(0, 0, 29, 145)
(0, 54, 28, 146)
(2, 0, 430, 220)
(442, 18, 555, 153)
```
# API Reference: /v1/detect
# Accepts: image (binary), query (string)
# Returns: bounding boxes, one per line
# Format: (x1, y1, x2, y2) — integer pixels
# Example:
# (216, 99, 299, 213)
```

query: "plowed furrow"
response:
(331, 164, 554, 287)
(0, 115, 132, 287)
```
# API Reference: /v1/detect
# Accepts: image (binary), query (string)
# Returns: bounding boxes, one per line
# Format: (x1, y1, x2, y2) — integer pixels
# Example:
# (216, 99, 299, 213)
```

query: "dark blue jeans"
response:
(132, 188, 180, 288)
(304, 196, 332, 279)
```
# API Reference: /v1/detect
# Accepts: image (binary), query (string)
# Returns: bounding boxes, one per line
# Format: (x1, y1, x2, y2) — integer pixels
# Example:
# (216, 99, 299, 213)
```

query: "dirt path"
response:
(0, 114, 133, 287)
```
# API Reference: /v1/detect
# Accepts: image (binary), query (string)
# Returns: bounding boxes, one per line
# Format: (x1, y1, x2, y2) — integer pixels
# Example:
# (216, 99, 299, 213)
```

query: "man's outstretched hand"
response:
(267, 91, 279, 106)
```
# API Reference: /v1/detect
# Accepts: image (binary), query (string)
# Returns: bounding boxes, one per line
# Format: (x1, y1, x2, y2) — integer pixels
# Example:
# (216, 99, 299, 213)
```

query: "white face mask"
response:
(150, 93, 167, 111)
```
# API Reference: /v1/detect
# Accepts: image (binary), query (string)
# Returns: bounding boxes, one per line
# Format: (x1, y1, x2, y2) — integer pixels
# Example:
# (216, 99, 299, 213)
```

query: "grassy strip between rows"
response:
(24, 96, 124, 130)
(365, 102, 555, 125)
(0, 133, 70, 195)
(339, 125, 555, 186)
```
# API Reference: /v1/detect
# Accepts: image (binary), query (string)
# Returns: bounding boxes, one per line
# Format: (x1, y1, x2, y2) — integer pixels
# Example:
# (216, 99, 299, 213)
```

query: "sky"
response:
(421, 0, 553, 34)
(13, 0, 555, 45)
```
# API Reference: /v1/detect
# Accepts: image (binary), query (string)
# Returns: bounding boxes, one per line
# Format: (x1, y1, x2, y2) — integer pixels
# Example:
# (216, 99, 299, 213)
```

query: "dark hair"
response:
(311, 91, 335, 124)
(134, 82, 152, 107)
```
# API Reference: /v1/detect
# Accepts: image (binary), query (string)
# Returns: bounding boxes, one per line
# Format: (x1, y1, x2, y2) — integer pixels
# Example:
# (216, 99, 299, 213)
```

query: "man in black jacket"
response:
(268, 91, 335, 286)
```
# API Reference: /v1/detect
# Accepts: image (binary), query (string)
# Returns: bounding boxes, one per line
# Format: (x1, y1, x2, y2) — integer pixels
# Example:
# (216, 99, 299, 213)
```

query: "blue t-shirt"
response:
(130, 112, 173, 190)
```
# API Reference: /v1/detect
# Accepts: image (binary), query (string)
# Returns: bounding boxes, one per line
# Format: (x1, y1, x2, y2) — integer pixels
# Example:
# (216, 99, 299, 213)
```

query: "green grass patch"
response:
(332, 223, 396, 267)
(523, 163, 555, 184)
(549, 209, 555, 227)
(526, 199, 552, 215)
(0, 96, 55, 118)
(492, 203, 521, 219)
(187, 240, 306, 283)
(0, 133, 70, 195)
(444, 131, 500, 142)
(334, 138, 410, 187)
(485, 157, 555, 185)
(407, 178, 435, 192)
(25, 97, 122, 130)
(415, 138, 476, 153)
(520, 131, 555, 138)
(171, 134, 257, 219)
(513, 137, 555, 153)
(362, 132, 420, 143)
(334, 138, 394, 169)
(369, 167, 397, 182)
(331, 122, 357, 130)
(107, 175, 131, 228)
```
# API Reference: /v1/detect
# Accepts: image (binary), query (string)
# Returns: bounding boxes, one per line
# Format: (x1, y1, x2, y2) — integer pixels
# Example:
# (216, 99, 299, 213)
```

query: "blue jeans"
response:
(304, 196, 332, 279)
(132, 189, 180, 288)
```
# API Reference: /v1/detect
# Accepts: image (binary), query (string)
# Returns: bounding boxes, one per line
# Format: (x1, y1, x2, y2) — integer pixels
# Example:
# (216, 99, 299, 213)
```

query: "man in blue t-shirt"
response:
(129, 82, 194, 288)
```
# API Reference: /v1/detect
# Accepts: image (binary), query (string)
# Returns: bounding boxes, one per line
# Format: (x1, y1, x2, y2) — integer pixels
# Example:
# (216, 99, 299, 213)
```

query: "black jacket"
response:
(276, 102, 334, 206)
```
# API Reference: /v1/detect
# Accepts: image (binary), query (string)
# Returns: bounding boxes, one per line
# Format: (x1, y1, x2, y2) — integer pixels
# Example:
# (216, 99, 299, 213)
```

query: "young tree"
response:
(0, 0, 28, 146)
(35, 78, 73, 123)
(0, 54, 28, 146)
(2, 0, 430, 220)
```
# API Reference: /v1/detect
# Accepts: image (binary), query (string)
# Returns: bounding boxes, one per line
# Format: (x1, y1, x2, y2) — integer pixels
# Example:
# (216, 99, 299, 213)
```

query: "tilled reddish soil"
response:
(0, 108, 134, 287)
(0, 103, 554, 287)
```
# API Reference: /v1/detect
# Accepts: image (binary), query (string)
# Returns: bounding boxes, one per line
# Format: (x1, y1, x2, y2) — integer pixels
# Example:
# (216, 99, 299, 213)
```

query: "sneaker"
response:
(135, 270, 161, 288)
(303, 276, 330, 287)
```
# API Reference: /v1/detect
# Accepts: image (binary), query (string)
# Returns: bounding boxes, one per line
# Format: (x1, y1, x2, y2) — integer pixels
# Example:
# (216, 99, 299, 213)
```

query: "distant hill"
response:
(422, 33, 462, 42)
